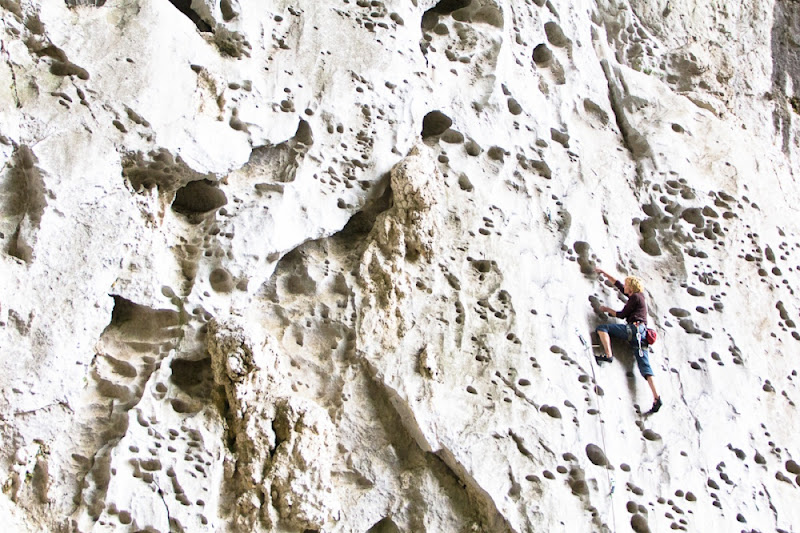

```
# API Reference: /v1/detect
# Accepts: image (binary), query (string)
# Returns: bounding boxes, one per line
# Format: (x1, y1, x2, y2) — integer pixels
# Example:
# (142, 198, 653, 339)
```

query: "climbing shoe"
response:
(647, 397, 662, 415)
(595, 355, 612, 364)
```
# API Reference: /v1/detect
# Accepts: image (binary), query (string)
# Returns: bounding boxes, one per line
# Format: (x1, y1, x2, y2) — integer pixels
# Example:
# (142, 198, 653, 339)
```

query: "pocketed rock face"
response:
(358, 146, 444, 339)
(3, 1, 800, 532)
(373, 144, 443, 263)
(207, 319, 338, 531)
(268, 399, 338, 531)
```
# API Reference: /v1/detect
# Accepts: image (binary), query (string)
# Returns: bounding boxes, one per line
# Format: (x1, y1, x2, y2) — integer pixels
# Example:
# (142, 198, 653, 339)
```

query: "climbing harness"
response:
(578, 329, 618, 532)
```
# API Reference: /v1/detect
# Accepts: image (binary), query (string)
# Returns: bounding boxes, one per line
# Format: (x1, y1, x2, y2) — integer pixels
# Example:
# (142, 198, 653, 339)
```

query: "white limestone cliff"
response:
(2, 0, 800, 532)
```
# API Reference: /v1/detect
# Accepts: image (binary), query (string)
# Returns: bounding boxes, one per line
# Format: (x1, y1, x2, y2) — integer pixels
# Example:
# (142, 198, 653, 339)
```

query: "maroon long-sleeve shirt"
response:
(614, 280, 648, 324)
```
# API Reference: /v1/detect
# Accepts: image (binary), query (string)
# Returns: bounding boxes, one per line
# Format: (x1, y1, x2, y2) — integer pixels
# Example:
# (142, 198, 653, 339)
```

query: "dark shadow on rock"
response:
(771, 1, 800, 153)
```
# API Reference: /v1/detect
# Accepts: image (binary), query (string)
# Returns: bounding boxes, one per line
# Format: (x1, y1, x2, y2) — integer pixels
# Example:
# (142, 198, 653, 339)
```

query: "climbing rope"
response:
(577, 329, 618, 533)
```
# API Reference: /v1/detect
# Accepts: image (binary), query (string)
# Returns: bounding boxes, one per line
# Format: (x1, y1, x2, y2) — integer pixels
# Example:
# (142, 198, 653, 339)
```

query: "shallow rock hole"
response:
(172, 179, 227, 215)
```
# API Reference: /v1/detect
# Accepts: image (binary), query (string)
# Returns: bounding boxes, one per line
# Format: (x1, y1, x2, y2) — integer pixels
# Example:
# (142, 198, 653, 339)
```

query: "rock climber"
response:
(594, 267, 662, 415)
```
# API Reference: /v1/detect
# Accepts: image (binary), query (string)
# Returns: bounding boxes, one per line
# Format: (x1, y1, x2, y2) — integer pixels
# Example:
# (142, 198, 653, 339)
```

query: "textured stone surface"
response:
(2, 0, 800, 532)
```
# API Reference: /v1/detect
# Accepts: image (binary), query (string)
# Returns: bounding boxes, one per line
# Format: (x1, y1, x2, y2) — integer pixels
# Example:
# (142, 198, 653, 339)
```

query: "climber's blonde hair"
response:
(625, 276, 644, 294)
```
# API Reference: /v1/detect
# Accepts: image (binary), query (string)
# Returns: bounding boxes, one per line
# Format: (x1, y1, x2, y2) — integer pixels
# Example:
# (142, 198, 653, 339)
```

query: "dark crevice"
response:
(422, 0, 473, 31)
(170, 357, 214, 398)
(108, 295, 181, 336)
(431, 0, 472, 14)
(166, 0, 212, 32)
(600, 59, 653, 161)
(335, 176, 392, 240)
(421, 1, 472, 54)
(366, 517, 401, 533)
(421, 0, 502, 34)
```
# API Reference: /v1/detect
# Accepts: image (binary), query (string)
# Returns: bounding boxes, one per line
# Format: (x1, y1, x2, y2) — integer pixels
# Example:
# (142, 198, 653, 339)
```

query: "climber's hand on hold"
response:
(600, 305, 615, 316)
(595, 267, 617, 285)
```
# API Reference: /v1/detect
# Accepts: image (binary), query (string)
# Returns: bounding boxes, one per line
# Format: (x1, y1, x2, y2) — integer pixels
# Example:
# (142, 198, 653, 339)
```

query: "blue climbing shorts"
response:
(596, 323, 654, 378)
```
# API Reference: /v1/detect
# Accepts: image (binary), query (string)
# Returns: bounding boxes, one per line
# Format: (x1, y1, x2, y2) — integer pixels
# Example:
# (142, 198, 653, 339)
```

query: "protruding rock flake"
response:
(2, 1, 800, 532)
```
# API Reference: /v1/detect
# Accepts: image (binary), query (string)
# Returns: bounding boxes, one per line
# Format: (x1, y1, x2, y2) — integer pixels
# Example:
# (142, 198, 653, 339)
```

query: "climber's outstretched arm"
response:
(595, 267, 617, 286)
